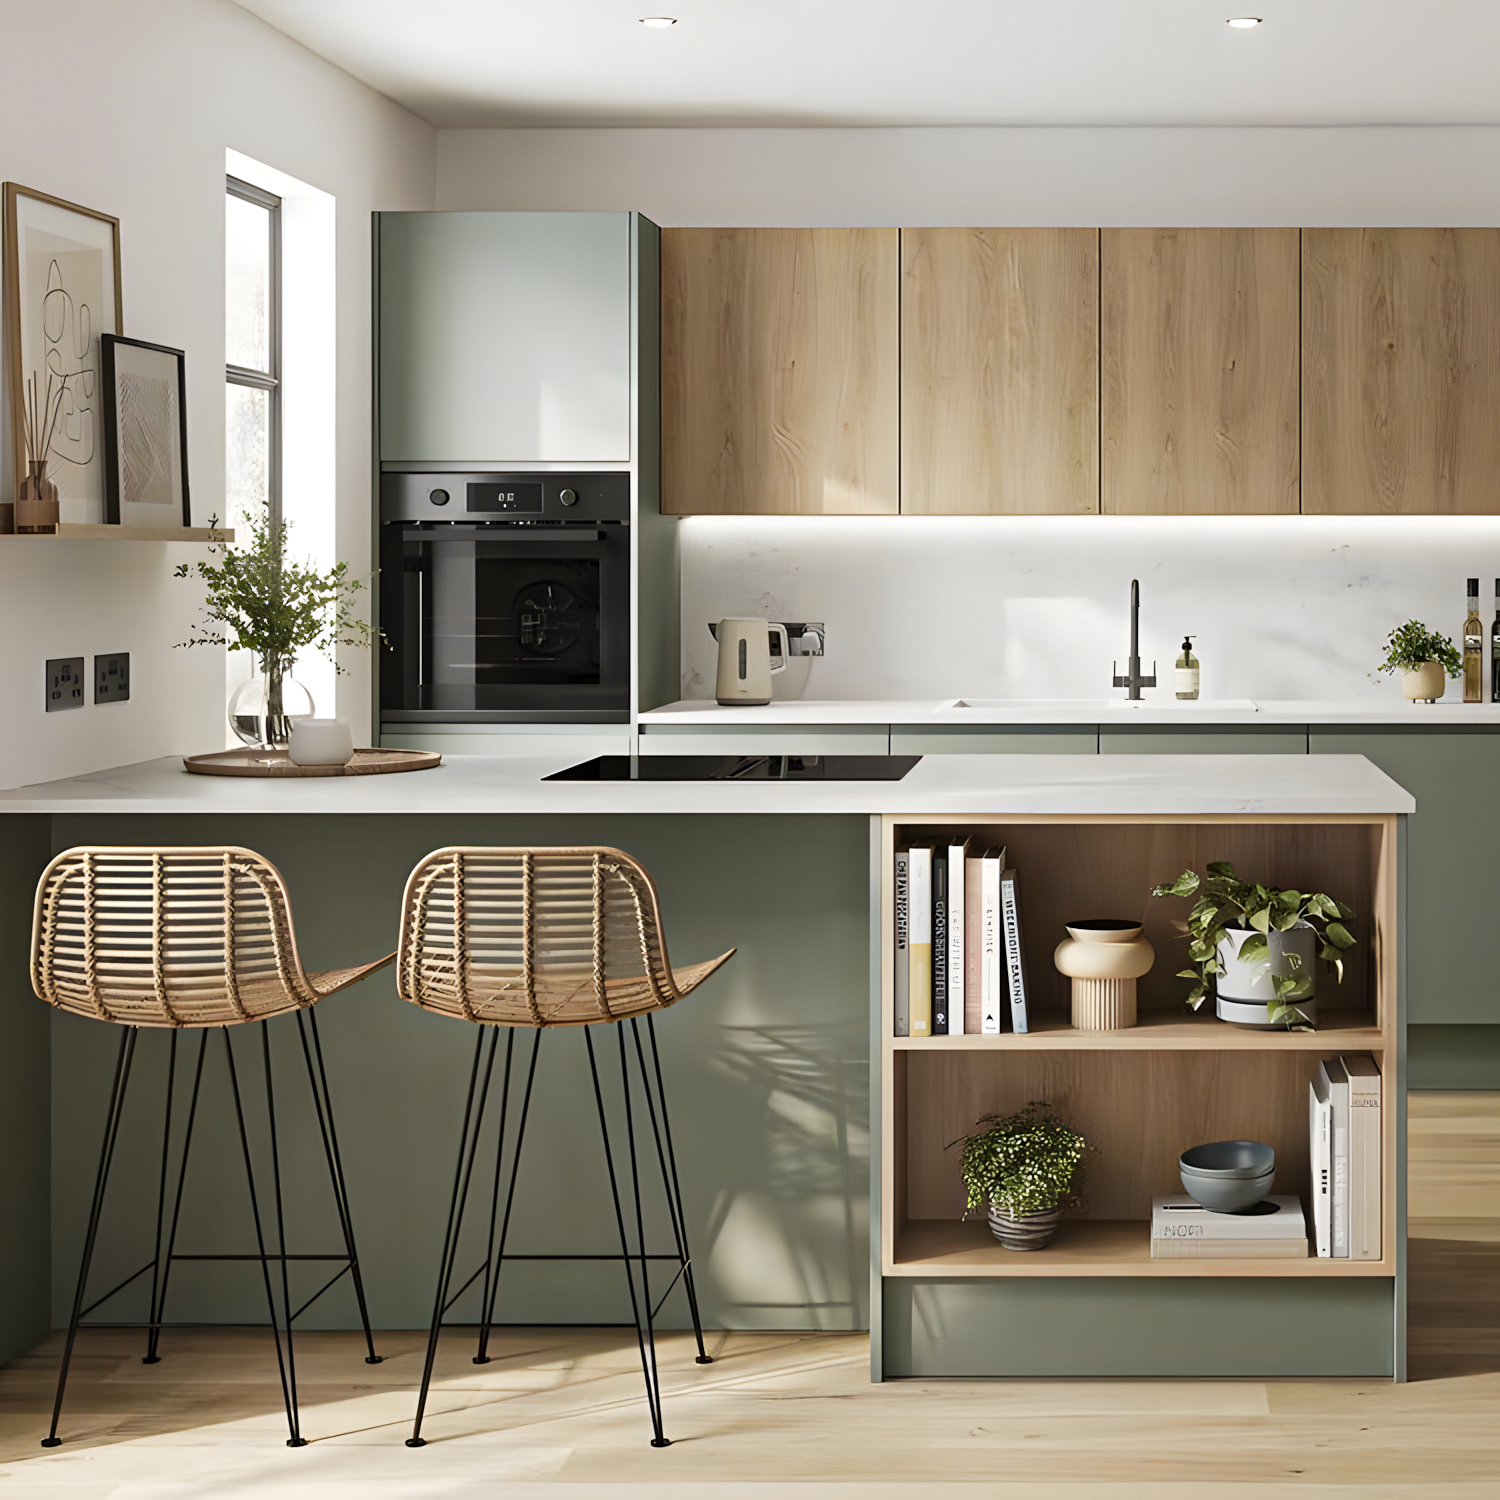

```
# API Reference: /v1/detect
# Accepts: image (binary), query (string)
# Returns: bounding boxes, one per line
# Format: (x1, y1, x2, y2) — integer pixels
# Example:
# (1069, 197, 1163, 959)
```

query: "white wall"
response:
(439, 125, 1500, 705)
(0, 0, 435, 788)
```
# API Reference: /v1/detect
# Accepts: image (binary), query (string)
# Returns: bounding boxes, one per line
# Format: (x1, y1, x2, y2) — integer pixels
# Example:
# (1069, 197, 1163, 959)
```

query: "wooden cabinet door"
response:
(900, 228, 1099, 515)
(1102, 228, 1300, 515)
(661, 228, 899, 515)
(1303, 229, 1500, 514)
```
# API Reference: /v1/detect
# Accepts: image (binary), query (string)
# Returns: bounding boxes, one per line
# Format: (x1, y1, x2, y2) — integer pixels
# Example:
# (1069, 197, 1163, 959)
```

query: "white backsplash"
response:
(678, 514, 1500, 705)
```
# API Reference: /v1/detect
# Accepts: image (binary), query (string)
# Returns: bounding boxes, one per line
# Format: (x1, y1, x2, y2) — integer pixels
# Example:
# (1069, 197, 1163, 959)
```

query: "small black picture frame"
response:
(100, 334, 190, 528)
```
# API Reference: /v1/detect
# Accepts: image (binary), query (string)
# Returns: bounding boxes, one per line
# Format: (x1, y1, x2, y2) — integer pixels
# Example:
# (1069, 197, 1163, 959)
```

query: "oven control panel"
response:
(381, 471, 630, 524)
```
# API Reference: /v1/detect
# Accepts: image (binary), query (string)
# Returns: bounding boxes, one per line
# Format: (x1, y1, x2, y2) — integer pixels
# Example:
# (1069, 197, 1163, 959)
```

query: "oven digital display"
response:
(467, 481, 544, 513)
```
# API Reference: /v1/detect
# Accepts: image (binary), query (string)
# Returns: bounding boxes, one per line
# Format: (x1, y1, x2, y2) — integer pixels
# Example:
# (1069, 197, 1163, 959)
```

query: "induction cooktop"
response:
(545, 754, 922, 782)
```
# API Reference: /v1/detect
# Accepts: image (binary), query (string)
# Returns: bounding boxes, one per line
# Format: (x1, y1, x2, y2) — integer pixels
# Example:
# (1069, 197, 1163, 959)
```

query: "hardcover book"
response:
(1309, 1073, 1332, 1258)
(907, 846, 932, 1038)
(932, 854, 949, 1036)
(1342, 1053, 1382, 1261)
(980, 848, 1004, 1034)
(1318, 1058, 1351, 1258)
(964, 851, 984, 1035)
(946, 842, 967, 1034)
(893, 850, 910, 1038)
(1151, 1195, 1308, 1259)
(999, 866, 1029, 1034)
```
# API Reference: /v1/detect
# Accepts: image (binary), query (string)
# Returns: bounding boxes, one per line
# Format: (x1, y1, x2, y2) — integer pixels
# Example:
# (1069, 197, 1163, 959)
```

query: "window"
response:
(225, 176, 281, 529)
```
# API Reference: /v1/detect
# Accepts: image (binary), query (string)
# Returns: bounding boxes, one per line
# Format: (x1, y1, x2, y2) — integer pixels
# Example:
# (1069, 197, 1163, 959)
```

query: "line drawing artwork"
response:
(39, 254, 98, 482)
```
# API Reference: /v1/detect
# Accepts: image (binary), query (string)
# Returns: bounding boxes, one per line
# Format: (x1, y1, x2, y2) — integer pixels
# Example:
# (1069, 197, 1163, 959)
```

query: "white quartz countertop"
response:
(638, 697, 1500, 727)
(0, 753, 1414, 816)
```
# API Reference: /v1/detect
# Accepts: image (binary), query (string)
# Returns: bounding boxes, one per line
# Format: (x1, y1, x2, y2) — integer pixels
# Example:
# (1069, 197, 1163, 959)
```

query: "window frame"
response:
(225, 174, 283, 527)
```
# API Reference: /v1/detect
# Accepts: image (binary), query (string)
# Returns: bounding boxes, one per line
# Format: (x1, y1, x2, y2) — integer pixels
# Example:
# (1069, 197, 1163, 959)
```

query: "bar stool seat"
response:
(31, 845, 395, 1449)
(398, 845, 734, 1448)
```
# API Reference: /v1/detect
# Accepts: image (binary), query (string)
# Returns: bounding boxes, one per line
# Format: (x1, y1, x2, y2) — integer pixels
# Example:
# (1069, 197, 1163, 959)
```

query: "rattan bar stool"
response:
(398, 846, 734, 1449)
(31, 846, 397, 1449)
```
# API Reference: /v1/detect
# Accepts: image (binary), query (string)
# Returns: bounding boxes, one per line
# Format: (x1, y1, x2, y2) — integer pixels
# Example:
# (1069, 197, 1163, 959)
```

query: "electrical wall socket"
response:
(95, 652, 130, 704)
(46, 657, 86, 712)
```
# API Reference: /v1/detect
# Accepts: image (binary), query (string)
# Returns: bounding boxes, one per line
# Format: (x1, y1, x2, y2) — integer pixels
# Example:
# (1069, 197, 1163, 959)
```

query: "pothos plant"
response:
(1376, 620, 1462, 679)
(1151, 861, 1356, 1026)
(175, 509, 377, 713)
(952, 1102, 1091, 1219)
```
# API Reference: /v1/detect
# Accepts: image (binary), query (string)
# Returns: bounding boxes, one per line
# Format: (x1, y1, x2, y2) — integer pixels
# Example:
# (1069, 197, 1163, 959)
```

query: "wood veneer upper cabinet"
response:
(900, 228, 1099, 515)
(1303, 228, 1500, 514)
(1101, 228, 1300, 515)
(660, 228, 899, 515)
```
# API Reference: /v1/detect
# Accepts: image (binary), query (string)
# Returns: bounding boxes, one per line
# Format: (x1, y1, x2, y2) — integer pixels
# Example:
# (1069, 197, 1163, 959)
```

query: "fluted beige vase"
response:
(1053, 920, 1155, 1031)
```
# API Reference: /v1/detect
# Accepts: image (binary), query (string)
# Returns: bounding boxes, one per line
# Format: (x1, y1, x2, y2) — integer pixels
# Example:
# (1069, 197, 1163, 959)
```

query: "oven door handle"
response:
(399, 526, 606, 543)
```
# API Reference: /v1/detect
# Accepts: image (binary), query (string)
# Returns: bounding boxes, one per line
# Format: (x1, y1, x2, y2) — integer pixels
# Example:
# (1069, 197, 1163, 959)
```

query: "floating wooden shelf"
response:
(892, 1009, 1384, 1051)
(1, 524, 231, 542)
(889, 1218, 1393, 1278)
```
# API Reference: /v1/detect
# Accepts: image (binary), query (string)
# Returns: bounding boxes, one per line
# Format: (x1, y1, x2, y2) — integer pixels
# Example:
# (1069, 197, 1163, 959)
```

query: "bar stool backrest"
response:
(32, 846, 319, 1028)
(398, 846, 682, 1027)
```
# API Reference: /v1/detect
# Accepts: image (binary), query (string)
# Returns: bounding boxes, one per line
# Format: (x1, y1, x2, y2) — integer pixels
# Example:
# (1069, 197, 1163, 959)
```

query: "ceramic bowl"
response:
(1179, 1140, 1276, 1178)
(1179, 1164, 1276, 1213)
(287, 718, 355, 767)
(1064, 919, 1144, 944)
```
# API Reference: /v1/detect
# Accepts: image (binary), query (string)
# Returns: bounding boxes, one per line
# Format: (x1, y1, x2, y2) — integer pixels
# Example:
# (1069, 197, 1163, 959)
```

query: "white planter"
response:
(1215, 923, 1318, 1028)
(1402, 662, 1446, 702)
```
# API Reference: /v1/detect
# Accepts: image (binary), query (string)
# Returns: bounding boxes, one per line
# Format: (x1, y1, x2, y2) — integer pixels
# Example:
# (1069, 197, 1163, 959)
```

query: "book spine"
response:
(893, 851, 910, 1038)
(964, 856, 983, 1036)
(1310, 1078, 1331, 1258)
(1000, 870, 1029, 1034)
(907, 848, 932, 1038)
(1327, 1061, 1350, 1259)
(981, 855, 1002, 1034)
(931, 856, 949, 1036)
(947, 845, 965, 1034)
(1344, 1056, 1382, 1261)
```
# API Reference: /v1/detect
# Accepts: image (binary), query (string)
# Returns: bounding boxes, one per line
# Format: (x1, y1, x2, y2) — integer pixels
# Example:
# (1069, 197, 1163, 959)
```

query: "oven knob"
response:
(429, 488, 450, 507)
(559, 488, 579, 507)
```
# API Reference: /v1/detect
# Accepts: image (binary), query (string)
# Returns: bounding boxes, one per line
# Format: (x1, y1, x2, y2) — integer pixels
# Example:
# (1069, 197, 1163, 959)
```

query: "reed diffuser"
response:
(17, 369, 66, 533)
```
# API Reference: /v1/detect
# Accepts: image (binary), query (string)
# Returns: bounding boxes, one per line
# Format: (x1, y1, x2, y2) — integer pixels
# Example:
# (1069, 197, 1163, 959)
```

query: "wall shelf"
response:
(1, 525, 230, 542)
(892, 1009, 1383, 1051)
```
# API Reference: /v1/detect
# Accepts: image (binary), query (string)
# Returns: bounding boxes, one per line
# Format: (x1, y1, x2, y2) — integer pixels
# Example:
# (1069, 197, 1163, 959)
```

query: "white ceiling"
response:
(233, 0, 1500, 130)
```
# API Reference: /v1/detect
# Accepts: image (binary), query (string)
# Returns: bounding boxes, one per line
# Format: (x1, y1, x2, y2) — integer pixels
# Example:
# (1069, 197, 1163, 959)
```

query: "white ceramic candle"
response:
(287, 718, 355, 767)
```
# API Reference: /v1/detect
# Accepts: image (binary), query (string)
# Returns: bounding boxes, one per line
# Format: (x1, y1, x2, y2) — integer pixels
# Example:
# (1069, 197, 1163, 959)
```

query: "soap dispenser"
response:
(1175, 636, 1200, 700)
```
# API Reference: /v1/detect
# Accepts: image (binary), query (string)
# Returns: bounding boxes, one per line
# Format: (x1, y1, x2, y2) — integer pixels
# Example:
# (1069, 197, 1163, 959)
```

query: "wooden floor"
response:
(0, 1093, 1495, 1497)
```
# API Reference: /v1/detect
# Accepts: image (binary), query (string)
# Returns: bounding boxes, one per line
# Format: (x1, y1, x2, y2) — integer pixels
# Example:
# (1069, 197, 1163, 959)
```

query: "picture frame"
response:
(2, 183, 123, 522)
(100, 334, 190, 528)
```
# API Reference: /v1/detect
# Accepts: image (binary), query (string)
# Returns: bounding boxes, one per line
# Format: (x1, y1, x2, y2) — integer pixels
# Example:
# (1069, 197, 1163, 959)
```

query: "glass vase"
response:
(16, 459, 60, 534)
(228, 662, 314, 750)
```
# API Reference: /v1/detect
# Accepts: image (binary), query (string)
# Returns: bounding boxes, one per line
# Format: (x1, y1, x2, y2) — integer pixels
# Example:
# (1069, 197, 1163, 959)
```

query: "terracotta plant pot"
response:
(1402, 662, 1446, 702)
(987, 1204, 1063, 1251)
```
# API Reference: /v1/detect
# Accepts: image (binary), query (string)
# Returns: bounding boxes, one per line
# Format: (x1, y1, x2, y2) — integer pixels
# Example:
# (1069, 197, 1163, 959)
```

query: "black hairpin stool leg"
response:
(407, 1028, 500, 1447)
(297, 1010, 382, 1365)
(586, 1025, 669, 1448)
(42, 1028, 139, 1448)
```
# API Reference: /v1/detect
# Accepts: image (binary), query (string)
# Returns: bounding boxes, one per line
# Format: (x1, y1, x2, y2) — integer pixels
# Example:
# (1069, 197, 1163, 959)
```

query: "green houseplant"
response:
(176, 509, 376, 748)
(953, 1102, 1090, 1251)
(1151, 861, 1356, 1029)
(1377, 620, 1462, 703)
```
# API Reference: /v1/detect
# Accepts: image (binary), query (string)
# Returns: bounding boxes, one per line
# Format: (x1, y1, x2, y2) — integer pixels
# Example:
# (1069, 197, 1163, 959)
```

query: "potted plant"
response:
(1151, 861, 1356, 1029)
(953, 1102, 1090, 1251)
(1377, 620, 1462, 703)
(176, 509, 376, 748)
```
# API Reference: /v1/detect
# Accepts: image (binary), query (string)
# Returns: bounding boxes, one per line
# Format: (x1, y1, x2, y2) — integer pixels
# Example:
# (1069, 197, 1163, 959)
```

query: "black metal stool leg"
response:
(472, 1029, 515, 1365)
(223, 1027, 302, 1447)
(296, 1010, 382, 1365)
(42, 1027, 138, 1448)
(586, 1025, 669, 1448)
(260, 1022, 306, 1447)
(635, 1016, 712, 1364)
(407, 1027, 499, 1447)
(475, 1029, 542, 1365)
(141, 1031, 178, 1365)
(145, 1030, 208, 1364)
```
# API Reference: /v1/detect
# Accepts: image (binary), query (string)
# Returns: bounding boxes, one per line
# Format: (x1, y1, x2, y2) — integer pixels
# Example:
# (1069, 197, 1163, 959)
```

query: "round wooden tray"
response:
(183, 748, 442, 778)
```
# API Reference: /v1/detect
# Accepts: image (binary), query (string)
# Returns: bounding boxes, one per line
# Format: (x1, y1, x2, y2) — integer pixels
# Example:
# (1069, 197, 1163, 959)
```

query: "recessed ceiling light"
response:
(639, 16, 677, 25)
(1227, 16, 1263, 26)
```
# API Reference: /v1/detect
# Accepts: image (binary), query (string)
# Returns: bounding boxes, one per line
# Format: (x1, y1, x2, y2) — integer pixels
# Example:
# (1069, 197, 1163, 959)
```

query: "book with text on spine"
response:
(931, 852, 949, 1036)
(964, 850, 984, 1035)
(907, 846, 932, 1038)
(1309, 1073, 1332, 1258)
(946, 841, 968, 1034)
(999, 866, 1029, 1034)
(1342, 1053, 1382, 1261)
(980, 847, 1005, 1034)
(1318, 1058, 1351, 1258)
(893, 850, 910, 1038)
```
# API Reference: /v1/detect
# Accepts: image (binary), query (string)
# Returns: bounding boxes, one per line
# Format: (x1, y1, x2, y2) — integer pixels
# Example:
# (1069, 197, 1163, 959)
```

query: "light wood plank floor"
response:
(1, 1093, 1495, 1497)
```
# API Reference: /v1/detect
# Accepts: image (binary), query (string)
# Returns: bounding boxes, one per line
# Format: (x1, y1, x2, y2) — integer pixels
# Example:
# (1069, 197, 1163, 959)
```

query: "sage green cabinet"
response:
(1100, 726, 1309, 755)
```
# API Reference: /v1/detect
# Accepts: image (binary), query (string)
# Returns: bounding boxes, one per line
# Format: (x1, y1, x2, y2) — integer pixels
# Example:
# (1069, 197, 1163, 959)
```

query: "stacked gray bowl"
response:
(1178, 1140, 1275, 1212)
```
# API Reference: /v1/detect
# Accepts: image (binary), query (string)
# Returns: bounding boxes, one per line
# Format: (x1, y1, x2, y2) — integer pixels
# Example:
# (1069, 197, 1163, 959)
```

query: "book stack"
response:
(893, 843, 1029, 1036)
(1308, 1054, 1382, 1260)
(1150, 1195, 1308, 1258)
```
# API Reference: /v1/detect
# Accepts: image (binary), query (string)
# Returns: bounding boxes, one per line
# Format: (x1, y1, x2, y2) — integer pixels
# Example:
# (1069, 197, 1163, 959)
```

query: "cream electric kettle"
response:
(711, 618, 789, 705)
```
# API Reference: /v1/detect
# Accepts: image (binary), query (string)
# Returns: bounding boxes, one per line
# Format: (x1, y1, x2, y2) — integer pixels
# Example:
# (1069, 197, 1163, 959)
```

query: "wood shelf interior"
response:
(0, 524, 230, 542)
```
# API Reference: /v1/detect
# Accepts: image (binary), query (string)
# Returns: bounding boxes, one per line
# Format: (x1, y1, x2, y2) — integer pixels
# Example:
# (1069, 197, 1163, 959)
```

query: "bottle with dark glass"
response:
(1492, 580, 1500, 703)
(1464, 578, 1483, 703)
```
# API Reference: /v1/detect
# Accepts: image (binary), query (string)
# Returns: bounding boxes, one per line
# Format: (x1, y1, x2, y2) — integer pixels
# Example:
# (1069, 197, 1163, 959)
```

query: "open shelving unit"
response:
(878, 812, 1400, 1289)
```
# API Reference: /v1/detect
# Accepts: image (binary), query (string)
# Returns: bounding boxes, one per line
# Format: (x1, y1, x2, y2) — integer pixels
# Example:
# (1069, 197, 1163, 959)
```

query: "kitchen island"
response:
(0, 753, 1412, 1381)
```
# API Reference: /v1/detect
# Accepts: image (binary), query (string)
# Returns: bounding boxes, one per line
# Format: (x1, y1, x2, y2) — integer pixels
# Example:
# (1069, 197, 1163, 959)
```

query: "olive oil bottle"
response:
(1491, 580, 1500, 703)
(1464, 579, 1483, 703)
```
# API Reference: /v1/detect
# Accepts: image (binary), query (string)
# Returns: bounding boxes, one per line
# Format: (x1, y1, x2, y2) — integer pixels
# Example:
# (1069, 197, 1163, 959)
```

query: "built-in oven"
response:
(380, 471, 630, 723)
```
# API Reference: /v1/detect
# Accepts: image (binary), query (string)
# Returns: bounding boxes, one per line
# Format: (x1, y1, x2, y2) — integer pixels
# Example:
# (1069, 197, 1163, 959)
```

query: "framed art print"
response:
(100, 335, 189, 528)
(3, 183, 123, 521)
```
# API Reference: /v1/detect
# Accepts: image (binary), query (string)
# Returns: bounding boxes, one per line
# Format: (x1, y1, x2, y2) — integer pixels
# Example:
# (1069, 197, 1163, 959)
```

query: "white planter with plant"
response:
(1152, 861, 1356, 1029)
(954, 1103, 1090, 1252)
(1376, 620, 1462, 703)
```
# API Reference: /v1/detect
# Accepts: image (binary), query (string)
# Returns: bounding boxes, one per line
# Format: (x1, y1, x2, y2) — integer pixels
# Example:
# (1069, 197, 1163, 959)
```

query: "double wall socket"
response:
(46, 658, 86, 711)
(95, 652, 130, 704)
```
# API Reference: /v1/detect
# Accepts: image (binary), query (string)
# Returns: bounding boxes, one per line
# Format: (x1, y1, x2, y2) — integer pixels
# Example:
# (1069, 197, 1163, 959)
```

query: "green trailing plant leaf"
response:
(1377, 620, 1463, 678)
(1150, 860, 1356, 1028)
(950, 1102, 1092, 1217)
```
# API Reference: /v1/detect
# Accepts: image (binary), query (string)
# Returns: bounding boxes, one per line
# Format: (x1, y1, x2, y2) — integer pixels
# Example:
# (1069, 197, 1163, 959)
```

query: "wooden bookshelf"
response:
(879, 811, 1400, 1285)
